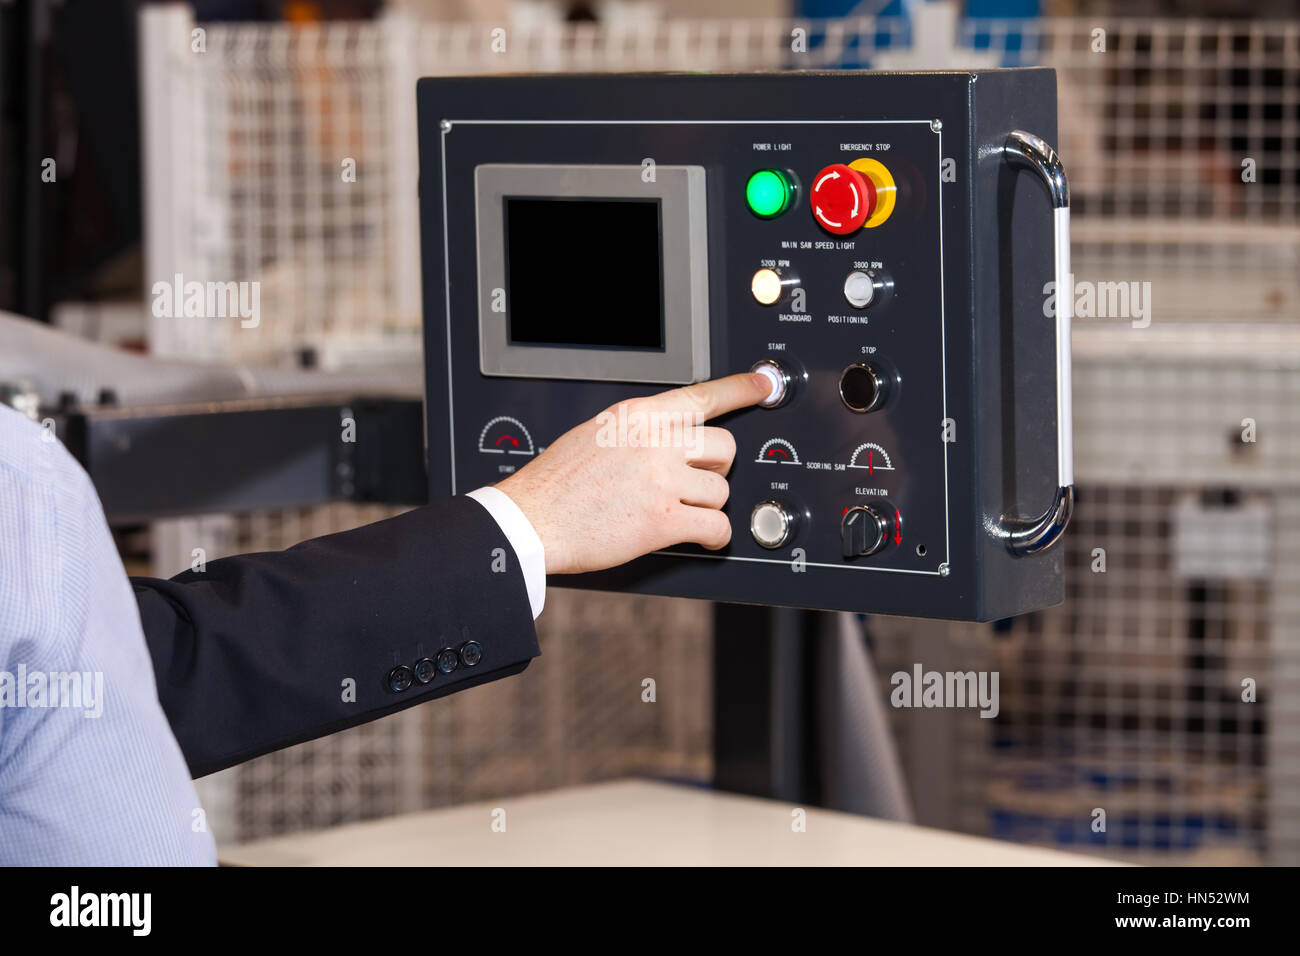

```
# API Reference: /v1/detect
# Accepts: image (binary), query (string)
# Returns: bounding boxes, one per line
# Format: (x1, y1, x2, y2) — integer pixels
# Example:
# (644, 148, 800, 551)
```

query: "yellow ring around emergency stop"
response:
(849, 157, 897, 228)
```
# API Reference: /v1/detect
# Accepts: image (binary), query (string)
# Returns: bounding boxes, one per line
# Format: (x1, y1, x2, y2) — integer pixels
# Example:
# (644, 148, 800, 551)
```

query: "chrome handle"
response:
(994, 131, 1075, 556)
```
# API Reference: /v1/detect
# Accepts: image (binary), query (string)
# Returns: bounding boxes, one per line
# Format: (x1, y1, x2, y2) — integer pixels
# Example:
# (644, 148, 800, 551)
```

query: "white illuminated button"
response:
(844, 270, 875, 309)
(750, 500, 796, 549)
(751, 268, 783, 306)
(751, 359, 791, 408)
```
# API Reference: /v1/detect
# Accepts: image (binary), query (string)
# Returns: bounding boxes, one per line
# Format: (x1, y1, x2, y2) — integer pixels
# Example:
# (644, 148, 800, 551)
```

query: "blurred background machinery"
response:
(3, 0, 1297, 864)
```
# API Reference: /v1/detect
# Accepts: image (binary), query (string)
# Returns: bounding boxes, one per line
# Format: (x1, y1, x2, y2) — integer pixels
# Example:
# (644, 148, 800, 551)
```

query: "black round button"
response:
(387, 664, 414, 693)
(459, 641, 484, 667)
(435, 648, 460, 675)
(839, 363, 890, 413)
(413, 658, 437, 685)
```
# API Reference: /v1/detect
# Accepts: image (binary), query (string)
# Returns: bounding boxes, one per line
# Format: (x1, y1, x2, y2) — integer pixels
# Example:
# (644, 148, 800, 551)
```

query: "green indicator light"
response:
(746, 169, 791, 218)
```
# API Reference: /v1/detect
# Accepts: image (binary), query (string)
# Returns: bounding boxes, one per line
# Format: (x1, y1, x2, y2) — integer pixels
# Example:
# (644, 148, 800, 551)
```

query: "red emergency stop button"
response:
(810, 163, 875, 234)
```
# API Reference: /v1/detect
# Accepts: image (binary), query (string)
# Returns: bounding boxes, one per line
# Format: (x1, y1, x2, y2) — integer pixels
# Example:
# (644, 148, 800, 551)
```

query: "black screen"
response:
(504, 198, 665, 350)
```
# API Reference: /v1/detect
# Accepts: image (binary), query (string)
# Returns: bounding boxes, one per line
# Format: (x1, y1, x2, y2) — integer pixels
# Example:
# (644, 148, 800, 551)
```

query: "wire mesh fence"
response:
(139, 7, 1300, 862)
(142, 10, 1300, 362)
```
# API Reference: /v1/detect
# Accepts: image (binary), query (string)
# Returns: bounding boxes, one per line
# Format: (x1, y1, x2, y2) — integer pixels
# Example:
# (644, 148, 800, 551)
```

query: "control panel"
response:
(417, 71, 1073, 621)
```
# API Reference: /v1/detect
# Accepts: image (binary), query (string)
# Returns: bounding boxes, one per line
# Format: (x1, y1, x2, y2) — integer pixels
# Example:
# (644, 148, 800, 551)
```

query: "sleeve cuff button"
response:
(387, 665, 414, 693)
(435, 648, 460, 675)
(459, 641, 484, 667)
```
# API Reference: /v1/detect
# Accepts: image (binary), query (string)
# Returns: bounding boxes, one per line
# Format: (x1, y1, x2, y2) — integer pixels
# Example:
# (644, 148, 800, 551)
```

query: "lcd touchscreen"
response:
(504, 198, 664, 350)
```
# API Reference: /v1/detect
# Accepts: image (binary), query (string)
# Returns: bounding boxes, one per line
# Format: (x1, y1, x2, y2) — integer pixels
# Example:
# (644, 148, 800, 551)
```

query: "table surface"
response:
(220, 779, 1117, 866)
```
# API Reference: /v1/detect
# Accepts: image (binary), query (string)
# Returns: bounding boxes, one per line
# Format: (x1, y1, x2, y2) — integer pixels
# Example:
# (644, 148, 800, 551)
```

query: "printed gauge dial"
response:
(847, 441, 895, 474)
(755, 438, 801, 465)
(478, 416, 536, 456)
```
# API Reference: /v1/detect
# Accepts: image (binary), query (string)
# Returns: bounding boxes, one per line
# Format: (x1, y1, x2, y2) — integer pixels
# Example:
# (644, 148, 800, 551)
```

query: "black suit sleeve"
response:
(132, 496, 541, 778)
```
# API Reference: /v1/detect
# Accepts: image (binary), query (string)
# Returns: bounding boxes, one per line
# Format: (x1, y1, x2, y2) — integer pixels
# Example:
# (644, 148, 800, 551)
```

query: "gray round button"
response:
(750, 500, 796, 549)
(843, 270, 876, 309)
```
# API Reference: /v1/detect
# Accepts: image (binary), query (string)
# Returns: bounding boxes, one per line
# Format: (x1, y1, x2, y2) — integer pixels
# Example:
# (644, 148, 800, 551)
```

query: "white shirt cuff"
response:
(465, 486, 546, 620)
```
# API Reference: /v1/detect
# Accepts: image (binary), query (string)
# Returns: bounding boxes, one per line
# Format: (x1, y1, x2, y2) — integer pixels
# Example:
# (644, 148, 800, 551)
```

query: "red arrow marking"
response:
(766, 447, 789, 459)
(868, 450, 873, 475)
(495, 434, 519, 447)
(893, 508, 902, 546)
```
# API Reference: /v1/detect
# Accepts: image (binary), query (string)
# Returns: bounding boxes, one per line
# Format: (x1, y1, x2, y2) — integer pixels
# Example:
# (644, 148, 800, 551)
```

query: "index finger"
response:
(657, 372, 773, 421)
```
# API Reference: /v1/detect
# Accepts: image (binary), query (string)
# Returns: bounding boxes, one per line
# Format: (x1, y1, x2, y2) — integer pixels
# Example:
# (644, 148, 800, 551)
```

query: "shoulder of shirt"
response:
(0, 404, 98, 503)
(0, 405, 102, 660)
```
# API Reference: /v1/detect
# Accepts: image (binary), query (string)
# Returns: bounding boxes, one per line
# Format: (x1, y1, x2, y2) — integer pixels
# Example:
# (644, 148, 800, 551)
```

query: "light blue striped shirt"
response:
(0, 405, 215, 865)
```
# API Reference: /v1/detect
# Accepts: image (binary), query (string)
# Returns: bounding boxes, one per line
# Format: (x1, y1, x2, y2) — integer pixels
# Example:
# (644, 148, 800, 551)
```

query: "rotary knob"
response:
(750, 500, 797, 549)
(841, 505, 891, 558)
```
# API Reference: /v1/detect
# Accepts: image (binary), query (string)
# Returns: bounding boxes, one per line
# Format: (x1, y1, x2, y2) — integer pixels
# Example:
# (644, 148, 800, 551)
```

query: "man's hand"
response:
(496, 372, 771, 575)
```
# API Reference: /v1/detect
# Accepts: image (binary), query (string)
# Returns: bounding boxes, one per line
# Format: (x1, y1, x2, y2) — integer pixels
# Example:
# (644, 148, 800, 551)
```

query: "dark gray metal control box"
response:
(417, 70, 1073, 622)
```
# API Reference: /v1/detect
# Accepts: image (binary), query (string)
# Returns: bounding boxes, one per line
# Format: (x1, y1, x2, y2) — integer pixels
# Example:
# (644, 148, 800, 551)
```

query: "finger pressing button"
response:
(751, 359, 792, 409)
